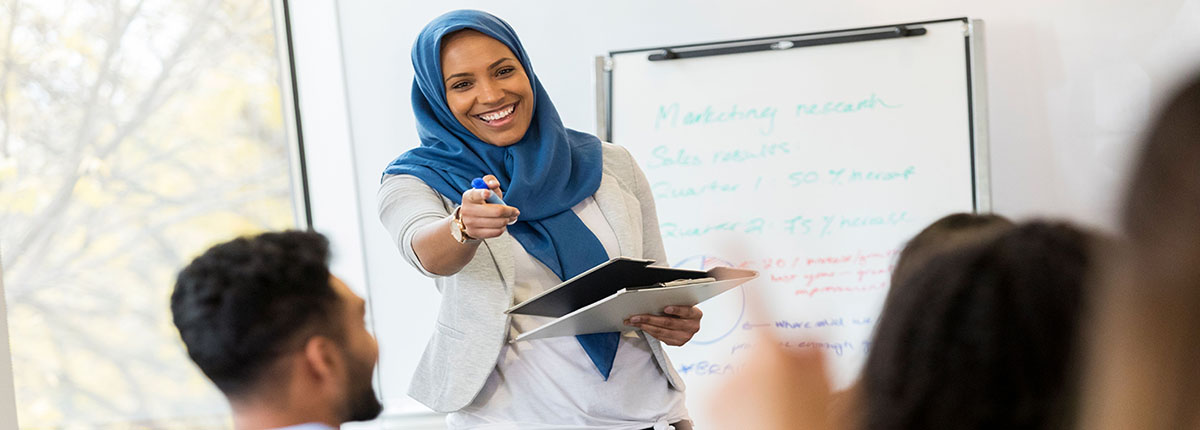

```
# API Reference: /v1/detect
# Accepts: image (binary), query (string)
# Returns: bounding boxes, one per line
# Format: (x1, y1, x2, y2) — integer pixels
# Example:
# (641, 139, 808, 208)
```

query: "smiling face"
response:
(440, 30, 535, 147)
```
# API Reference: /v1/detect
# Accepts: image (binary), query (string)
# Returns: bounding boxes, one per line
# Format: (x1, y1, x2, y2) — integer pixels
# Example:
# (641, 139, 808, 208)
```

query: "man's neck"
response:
(231, 399, 340, 430)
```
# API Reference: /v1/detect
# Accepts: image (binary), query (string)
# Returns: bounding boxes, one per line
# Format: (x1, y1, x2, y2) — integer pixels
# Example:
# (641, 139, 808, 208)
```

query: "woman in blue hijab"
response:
(378, 10, 700, 430)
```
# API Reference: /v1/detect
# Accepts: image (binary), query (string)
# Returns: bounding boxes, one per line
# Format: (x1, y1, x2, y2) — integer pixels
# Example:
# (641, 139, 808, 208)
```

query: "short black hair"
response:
(171, 230, 341, 397)
(863, 221, 1095, 430)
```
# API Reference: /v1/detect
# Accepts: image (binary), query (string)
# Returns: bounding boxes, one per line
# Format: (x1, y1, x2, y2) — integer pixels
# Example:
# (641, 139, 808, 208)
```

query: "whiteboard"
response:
(603, 18, 987, 421)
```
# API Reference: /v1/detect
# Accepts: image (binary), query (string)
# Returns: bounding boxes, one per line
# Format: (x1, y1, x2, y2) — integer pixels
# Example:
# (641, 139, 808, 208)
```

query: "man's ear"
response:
(302, 336, 343, 383)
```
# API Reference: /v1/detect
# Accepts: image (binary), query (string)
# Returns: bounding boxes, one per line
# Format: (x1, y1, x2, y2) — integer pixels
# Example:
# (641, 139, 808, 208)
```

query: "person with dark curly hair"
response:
(170, 230, 382, 429)
(861, 221, 1097, 430)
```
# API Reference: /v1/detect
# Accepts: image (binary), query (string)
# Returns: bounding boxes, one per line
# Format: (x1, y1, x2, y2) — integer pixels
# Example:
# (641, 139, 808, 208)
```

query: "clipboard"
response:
(505, 257, 758, 342)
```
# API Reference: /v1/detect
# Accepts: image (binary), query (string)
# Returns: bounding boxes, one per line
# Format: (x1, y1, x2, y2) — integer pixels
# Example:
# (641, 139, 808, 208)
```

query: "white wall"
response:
(286, 0, 428, 427)
(296, 0, 1200, 422)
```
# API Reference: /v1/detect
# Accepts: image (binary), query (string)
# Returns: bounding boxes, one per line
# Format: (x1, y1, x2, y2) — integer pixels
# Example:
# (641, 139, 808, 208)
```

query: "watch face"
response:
(451, 207, 469, 243)
(451, 219, 465, 242)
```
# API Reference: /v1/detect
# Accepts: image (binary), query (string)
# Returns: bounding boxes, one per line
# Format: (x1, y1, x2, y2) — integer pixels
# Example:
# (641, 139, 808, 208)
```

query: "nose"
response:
(477, 80, 504, 105)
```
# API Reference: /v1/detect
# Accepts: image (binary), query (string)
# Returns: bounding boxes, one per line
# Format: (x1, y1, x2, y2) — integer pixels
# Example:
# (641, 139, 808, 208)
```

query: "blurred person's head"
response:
(1081, 75, 1200, 430)
(863, 221, 1096, 430)
(890, 212, 1014, 288)
(171, 230, 382, 429)
(829, 213, 1012, 429)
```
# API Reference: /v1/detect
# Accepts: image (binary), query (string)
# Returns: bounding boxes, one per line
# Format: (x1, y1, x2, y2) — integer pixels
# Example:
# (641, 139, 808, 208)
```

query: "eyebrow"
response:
(444, 57, 516, 82)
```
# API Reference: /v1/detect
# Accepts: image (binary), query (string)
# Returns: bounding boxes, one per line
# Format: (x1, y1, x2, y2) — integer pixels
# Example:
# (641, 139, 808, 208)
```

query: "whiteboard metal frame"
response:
(967, 19, 992, 212)
(596, 17, 992, 213)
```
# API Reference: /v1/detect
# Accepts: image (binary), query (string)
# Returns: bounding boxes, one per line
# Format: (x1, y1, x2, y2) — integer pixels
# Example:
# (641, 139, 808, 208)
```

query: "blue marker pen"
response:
(472, 178, 507, 206)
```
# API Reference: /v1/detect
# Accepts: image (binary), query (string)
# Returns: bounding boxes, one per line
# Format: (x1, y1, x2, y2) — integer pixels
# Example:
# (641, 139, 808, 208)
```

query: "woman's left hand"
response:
(624, 306, 703, 346)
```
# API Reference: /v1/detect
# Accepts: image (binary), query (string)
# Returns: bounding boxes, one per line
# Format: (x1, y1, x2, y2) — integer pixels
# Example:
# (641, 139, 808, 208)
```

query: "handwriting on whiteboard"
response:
(659, 211, 910, 239)
(653, 93, 902, 136)
(651, 166, 917, 201)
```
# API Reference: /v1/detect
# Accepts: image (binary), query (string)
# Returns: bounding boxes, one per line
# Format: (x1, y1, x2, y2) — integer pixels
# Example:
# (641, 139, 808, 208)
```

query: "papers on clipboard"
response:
(505, 257, 758, 342)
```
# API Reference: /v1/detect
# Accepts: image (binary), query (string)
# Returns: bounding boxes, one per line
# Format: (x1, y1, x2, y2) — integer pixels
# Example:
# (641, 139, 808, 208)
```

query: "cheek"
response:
(517, 103, 535, 132)
(359, 328, 378, 359)
(518, 86, 535, 120)
(521, 102, 535, 122)
(445, 93, 473, 121)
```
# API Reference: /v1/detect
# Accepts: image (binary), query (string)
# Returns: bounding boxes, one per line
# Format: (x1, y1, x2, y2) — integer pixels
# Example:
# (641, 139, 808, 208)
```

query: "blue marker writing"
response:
(472, 178, 507, 206)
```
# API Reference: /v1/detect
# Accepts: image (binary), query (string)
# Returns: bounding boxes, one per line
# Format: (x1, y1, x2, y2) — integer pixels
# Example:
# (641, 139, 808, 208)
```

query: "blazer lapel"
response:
(592, 172, 638, 258)
(482, 234, 519, 300)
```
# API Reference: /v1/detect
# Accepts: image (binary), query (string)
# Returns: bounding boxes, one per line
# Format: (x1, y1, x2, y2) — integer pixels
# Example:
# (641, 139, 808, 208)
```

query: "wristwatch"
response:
(450, 206, 479, 244)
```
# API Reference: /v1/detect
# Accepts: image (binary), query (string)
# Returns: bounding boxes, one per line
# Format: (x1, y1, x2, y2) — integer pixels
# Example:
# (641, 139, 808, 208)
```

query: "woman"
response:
(861, 220, 1096, 430)
(712, 219, 1093, 430)
(886, 212, 1014, 290)
(378, 10, 700, 429)
(710, 212, 1016, 430)
(834, 212, 1014, 429)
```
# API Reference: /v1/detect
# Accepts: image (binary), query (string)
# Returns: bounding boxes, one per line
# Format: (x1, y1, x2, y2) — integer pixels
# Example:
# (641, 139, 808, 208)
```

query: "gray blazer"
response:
(377, 143, 686, 413)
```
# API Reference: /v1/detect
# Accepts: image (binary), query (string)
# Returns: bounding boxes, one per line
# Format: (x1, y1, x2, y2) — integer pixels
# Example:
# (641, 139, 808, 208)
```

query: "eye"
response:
(496, 66, 516, 77)
(450, 80, 472, 90)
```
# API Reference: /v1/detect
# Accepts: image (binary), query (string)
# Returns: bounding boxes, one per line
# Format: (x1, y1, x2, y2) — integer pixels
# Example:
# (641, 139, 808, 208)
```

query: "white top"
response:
(272, 423, 335, 430)
(445, 197, 689, 430)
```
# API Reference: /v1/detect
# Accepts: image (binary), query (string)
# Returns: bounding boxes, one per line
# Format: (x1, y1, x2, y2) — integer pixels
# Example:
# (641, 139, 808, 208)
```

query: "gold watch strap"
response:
(452, 206, 478, 243)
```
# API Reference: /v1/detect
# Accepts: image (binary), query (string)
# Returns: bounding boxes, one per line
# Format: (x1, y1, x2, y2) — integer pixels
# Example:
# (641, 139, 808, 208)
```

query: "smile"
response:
(475, 102, 517, 126)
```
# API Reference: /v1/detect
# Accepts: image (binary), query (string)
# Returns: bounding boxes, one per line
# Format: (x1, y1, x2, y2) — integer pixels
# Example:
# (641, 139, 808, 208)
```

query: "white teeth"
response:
(478, 104, 515, 122)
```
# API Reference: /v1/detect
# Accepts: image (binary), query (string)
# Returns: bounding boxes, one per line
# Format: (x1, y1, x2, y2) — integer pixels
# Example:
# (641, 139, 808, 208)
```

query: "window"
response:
(0, 0, 303, 427)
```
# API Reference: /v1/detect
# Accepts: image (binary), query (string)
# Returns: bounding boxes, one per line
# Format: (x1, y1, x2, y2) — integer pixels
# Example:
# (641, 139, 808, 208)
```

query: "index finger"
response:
(482, 174, 505, 199)
(481, 175, 501, 190)
(462, 188, 489, 205)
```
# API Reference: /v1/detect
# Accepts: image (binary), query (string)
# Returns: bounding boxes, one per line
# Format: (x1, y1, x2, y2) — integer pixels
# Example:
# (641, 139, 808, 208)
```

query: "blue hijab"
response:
(382, 10, 619, 378)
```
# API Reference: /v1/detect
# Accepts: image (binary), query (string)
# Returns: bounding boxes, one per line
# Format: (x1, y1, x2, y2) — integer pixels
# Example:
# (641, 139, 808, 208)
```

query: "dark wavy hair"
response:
(862, 221, 1095, 430)
(170, 230, 341, 397)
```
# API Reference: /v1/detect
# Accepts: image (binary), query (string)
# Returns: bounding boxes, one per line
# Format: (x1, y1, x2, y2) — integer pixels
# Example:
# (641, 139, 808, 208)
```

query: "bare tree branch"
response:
(13, 1, 232, 274)
(4, 0, 146, 271)
(8, 179, 289, 301)
(97, 0, 220, 159)
(2, 0, 297, 422)
(5, 0, 229, 275)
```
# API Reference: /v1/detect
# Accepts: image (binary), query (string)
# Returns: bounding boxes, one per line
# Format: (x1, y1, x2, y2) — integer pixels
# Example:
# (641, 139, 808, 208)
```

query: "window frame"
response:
(0, 252, 16, 429)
